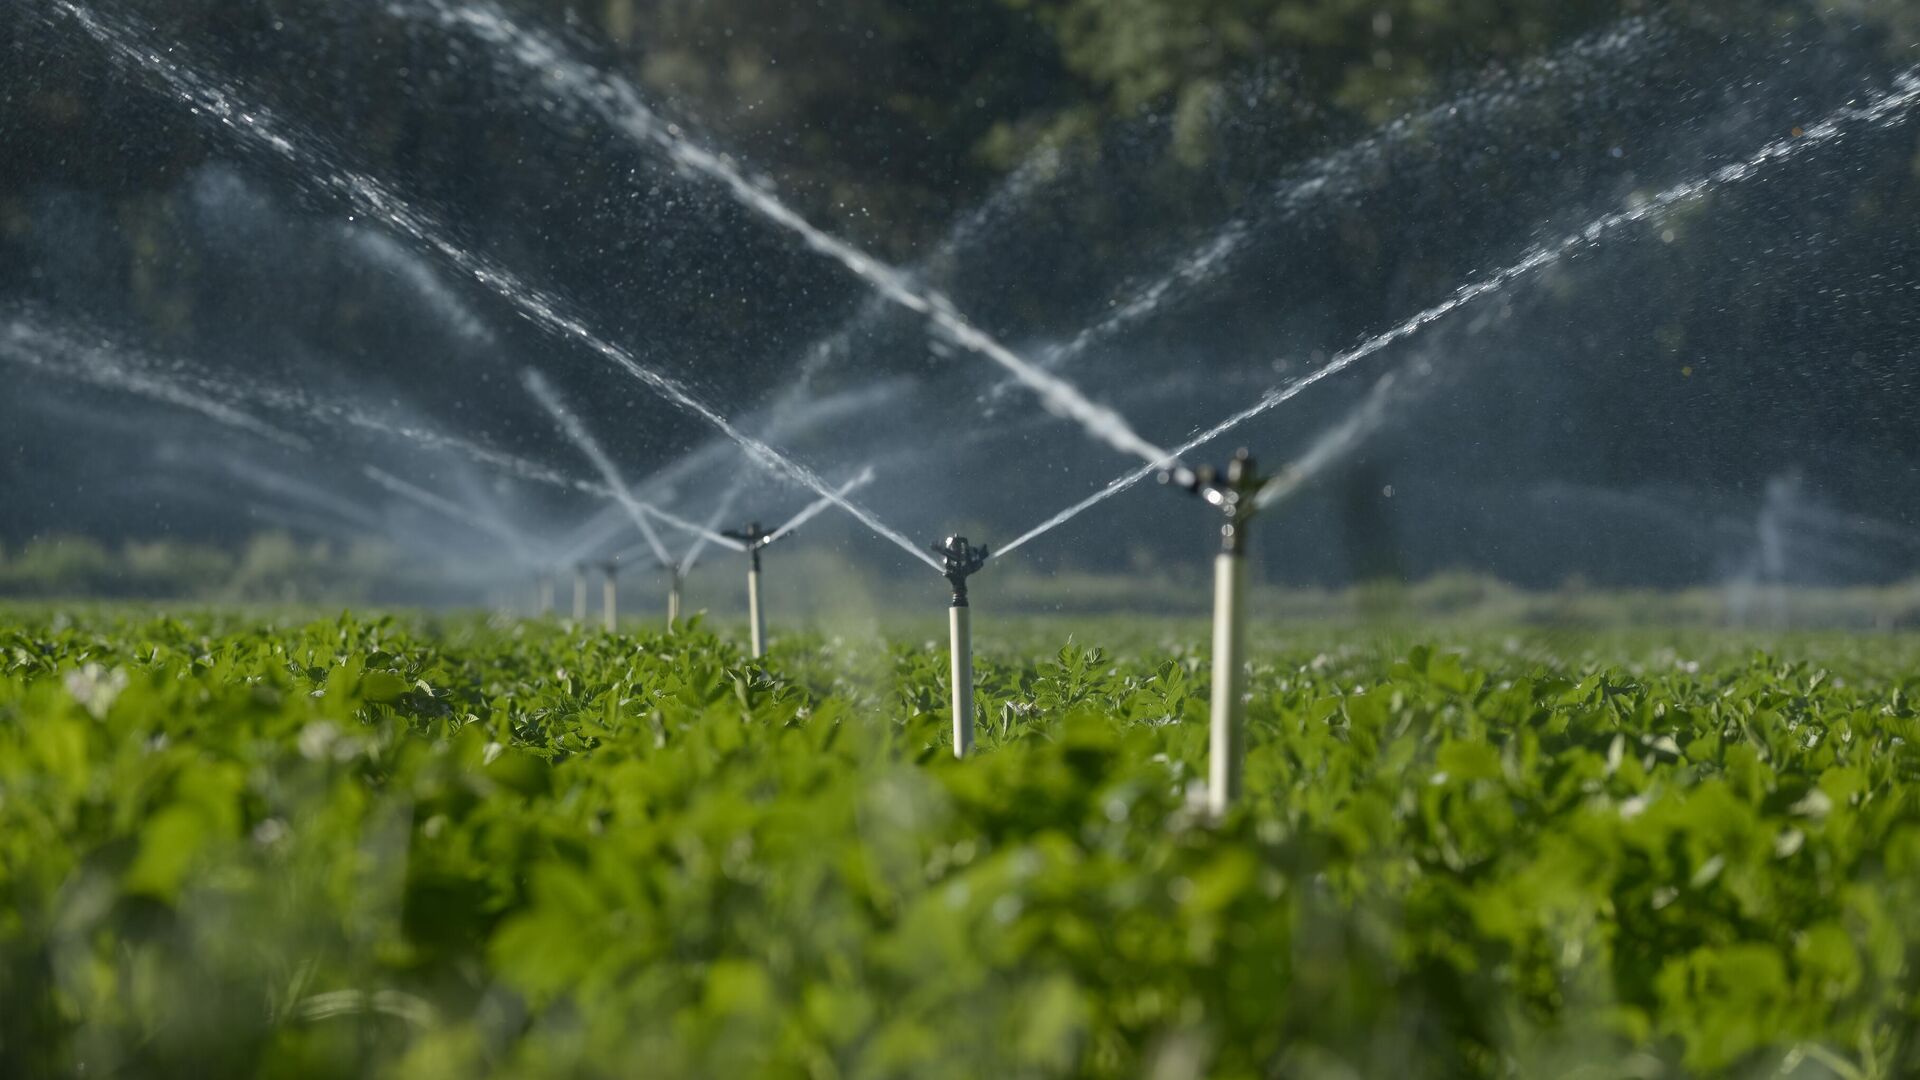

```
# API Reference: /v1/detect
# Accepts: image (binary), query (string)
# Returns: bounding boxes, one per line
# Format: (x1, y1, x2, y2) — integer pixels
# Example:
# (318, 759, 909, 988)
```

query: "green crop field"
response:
(2, 607, 1918, 1078)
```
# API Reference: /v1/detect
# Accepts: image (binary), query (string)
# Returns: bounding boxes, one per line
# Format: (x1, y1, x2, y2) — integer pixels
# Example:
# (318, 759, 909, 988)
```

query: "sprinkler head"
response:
(1163, 448, 1267, 554)
(931, 535, 990, 606)
(721, 521, 770, 548)
(722, 521, 770, 569)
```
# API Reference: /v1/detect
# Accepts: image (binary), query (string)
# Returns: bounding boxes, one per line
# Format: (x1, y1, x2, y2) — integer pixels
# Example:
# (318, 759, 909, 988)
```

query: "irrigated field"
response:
(2, 609, 1917, 1077)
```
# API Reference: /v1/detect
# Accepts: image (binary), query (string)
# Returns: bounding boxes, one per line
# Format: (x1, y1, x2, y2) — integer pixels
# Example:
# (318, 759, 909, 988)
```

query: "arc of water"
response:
(675, 472, 752, 578)
(638, 502, 748, 553)
(270, 386, 589, 493)
(1778, 501, 1920, 550)
(8, 298, 612, 501)
(364, 465, 534, 565)
(46, 0, 943, 574)
(221, 457, 389, 533)
(557, 139, 1060, 572)
(388, 0, 1167, 467)
(523, 369, 747, 560)
(616, 465, 874, 569)
(1, 315, 310, 451)
(766, 466, 878, 545)
(633, 146, 1063, 570)
(523, 369, 679, 568)
(552, 380, 904, 567)
(243, 499, 372, 544)
(1011, 16, 1667, 386)
(1000, 67, 1920, 557)
(1250, 369, 1412, 513)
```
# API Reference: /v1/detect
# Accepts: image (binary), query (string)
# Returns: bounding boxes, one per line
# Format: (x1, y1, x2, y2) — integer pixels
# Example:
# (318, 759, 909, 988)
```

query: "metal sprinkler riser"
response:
(1161, 449, 1266, 817)
(932, 535, 990, 759)
(721, 522, 772, 659)
(598, 561, 619, 633)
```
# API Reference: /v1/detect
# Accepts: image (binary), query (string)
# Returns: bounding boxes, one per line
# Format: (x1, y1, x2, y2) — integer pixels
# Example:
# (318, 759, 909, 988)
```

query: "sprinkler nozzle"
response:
(931, 535, 990, 607)
(1165, 448, 1267, 554)
(722, 521, 770, 569)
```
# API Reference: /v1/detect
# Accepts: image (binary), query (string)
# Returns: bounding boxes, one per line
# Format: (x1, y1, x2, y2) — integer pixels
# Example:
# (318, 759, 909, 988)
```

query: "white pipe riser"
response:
(1209, 551, 1248, 817)
(950, 603, 973, 758)
(747, 566, 765, 659)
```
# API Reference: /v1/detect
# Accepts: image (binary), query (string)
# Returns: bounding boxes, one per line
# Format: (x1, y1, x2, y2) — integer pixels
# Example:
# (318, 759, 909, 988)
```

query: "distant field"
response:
(2, 608, 1917, 1077)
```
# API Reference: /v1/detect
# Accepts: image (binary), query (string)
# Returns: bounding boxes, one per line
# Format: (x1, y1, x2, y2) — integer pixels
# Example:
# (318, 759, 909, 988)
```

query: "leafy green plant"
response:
(0, 608, 1916, 1077)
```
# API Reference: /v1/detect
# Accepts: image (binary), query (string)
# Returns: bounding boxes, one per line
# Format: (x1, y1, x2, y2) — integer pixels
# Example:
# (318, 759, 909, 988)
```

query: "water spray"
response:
(38, 0, 936, 575)
(1, 315, 312, 451)
(932, 535, 990, 759)
(705, 472, 875, 658)
(720, 523, 771, 658)
(397, 0, 1168, 468)
(363, 464, 538, 576)
(1162, 449, 1267, 817)
(1000, 71, 1920, 559)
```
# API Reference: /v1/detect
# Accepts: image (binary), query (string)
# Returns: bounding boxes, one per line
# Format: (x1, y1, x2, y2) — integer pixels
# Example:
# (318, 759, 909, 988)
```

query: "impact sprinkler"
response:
(571, 564, 589, 625)
(1161, 449, 1267, 817)
(720, 522, 771, 658)
(931, 535, 990, 759)
(666, 568, 683, 630)
(598, 560, 620, 633)
(536, 572, 555, 618)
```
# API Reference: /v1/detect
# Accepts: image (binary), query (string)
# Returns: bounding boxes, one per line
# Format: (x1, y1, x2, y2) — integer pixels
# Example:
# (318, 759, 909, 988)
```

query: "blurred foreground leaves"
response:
(0, 610, 1918, 1076)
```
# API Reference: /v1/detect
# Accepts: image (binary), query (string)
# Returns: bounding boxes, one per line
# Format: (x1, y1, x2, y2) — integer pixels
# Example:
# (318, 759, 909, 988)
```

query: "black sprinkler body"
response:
(930, 535, 990, 759)
(722, 521, 770, 570)
(1160, 449, 1268, 554)
(932, 535, 989, 607)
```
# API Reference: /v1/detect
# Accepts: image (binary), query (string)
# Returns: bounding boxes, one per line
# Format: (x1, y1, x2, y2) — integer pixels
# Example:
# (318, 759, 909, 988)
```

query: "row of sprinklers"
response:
(35, 1, 1920, 819)
(523, 440, 1268, 819)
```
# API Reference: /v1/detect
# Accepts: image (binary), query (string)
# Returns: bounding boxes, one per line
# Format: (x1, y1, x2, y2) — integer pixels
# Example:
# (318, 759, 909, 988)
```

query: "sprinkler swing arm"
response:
(1161, 450, 1266, 555)
(1160, 449, 1268, 817)
(930, 535, 990, 759)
